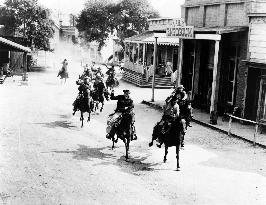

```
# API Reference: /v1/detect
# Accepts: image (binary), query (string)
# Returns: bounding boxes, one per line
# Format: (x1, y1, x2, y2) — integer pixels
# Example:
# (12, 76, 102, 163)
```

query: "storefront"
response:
(122, 19, 179, 88)
(177, 28, 248, 123)
(0, 36, 31, 81)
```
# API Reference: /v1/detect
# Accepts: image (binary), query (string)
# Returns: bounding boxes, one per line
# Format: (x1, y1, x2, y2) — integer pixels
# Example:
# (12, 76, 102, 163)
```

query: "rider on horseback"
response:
(154, 95, 180, 147)
(167, 85, 192, 128)
(73, 76, 92, 114)
(83, 64, 93, 80)
(92, 75, 107, 103)
(106, 89, 137, 141)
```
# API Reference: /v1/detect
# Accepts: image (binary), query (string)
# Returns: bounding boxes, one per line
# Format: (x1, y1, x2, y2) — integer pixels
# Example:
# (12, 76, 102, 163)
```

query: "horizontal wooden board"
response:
(249, 46, 266, 54)
(250, 34, 266, 42)
(249, 41, 266, 48)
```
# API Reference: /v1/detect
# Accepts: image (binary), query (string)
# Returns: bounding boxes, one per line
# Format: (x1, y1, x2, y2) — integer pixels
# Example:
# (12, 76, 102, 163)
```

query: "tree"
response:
(0, 0, 55, 51)
(76, 0, 159, 50)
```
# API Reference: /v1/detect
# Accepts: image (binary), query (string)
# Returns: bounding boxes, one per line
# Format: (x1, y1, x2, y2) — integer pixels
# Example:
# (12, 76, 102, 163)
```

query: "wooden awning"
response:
(194, 26, 248, 34)
(0, 36, 31, 52)
(125, 31, 179, 46)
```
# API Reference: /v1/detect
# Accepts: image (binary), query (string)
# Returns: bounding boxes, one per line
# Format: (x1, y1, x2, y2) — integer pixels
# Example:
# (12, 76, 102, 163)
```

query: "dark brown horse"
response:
(149, 116, 183, 171)
(72, 93, 93, 127)
(107, 112, 133, 160)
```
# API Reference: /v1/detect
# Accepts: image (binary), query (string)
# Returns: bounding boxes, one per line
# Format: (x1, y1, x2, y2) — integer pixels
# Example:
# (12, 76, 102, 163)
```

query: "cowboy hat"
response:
(123, 90, 130, 94)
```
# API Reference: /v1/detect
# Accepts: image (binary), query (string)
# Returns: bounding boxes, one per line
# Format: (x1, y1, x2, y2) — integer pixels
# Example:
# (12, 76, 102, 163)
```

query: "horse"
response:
(105, 75, 119, 91)
(72, 93, 93, 128)
(107, 111, 134, 161)
(149, 113, 184, 171)
(90, 83, 109, 113)
(57, 66, 69, 84)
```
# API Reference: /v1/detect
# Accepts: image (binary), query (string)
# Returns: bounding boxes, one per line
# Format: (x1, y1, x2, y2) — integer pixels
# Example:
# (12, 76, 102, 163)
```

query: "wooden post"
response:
(228, 115, 232, 136)
(176, 39, 184, 87)
(151, 37, 158, 102)
(210, 40, 220, 124)
(254, 124, 259, 146)
(191, 40, 197, 95)
(124, 42, 127, 61)
(137, 43, 140, 65)
(142, 43, 146, 66)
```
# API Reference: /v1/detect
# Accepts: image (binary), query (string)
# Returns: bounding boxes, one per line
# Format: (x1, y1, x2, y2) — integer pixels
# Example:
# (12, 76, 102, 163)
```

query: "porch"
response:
(122, 31, 179, 88)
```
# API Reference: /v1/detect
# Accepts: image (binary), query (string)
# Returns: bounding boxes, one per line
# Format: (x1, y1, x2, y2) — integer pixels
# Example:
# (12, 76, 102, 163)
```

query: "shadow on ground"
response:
(35, 120, 76, 129)
(52, 144, 160, 175)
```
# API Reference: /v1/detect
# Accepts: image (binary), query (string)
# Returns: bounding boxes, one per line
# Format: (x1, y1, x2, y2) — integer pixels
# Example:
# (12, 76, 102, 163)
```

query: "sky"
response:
(37, 0, 185, 18)
(0, 0, 185, 23)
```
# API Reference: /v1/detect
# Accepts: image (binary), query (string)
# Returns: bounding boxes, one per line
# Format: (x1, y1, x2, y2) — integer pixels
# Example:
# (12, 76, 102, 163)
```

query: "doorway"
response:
(245, 67, 260, 120)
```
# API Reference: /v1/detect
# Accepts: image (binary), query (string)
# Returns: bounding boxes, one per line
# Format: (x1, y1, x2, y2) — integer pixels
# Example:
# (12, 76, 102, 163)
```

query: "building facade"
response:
(123, 18, 179, 88)
(180, 0, 266, 123)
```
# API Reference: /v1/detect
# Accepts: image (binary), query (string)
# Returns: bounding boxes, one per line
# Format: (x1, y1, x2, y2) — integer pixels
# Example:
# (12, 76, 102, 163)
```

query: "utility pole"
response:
(151, 37, 158, 102)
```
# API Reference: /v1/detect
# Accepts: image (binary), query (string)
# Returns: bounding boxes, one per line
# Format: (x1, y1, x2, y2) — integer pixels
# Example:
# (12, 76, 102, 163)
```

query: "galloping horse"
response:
(149, 107, 183, 170)
(57, 59, 69, 84)
(91, 81, 109, 112)
(105, 75, 119, 91)
(107, 111, 134, 160)
(72, 93, 93, 127)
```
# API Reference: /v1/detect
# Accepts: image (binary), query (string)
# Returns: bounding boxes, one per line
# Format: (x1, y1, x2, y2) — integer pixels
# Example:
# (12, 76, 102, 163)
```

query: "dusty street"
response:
(0, 62, 266, 205)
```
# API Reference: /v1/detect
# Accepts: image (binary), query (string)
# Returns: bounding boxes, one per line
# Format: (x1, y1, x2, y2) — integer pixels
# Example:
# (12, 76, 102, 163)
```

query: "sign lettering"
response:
(166, 26, 194, 39)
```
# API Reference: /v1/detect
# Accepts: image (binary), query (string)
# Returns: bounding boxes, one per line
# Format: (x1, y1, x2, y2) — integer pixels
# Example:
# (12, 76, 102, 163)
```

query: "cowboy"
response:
(106, 89, 137, 141)
(91, 62, 97, 73)
(95, 67, 104, 79)
(93, 76, 106, 100)
(73, 76, 92, 113)
(83, 64, 93, 80)
(155, 95, 180, 148)
(106, 65, 115, 77)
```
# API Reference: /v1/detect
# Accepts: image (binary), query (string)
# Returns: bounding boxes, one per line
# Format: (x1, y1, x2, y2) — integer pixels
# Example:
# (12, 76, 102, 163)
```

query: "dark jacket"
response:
(78, 83, 90, 98)
(110, 93, 134, 112)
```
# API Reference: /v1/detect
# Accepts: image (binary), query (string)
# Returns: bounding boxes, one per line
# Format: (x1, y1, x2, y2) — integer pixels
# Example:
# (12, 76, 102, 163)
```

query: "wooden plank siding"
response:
(249, 17, 266, 64)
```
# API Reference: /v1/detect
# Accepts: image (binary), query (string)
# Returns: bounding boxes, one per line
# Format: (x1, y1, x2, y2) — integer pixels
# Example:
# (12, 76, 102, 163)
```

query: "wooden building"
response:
(180, 0, 266, 123)
(122, 18, 179, 88)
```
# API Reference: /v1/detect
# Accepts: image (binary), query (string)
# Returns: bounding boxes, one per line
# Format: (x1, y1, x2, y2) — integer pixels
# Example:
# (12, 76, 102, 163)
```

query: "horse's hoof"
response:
(148, 142, 153, 147)
(157, 144, 162, 148)
(163, 158, 167, 163)
(176, 168, 180, 171)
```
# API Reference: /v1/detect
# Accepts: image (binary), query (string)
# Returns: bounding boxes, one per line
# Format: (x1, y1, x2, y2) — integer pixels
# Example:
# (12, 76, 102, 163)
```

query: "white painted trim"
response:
(195, 34, 221, 41)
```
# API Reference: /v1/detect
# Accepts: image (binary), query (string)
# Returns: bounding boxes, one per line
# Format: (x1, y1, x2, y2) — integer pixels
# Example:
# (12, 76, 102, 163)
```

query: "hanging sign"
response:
(166, 18, 194, 39)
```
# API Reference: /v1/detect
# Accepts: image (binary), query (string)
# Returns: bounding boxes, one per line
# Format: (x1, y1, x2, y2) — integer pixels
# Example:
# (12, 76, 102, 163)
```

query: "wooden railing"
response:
(227, 114, 259, 146)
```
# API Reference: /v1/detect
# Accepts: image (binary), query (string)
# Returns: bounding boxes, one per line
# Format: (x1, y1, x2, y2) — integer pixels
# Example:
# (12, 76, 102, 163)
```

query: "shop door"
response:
(182, 51, 194, 92)
(197, 40, 214, 111)
(245, 67, 260, 120)
(225, 46, 239, 105)
(172, 48, 178, 72)
(257, 77, 266, 122)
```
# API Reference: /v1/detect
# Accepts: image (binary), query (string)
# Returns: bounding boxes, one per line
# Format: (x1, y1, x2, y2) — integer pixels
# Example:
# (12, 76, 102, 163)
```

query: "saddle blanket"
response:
(106, 112, 123, 134)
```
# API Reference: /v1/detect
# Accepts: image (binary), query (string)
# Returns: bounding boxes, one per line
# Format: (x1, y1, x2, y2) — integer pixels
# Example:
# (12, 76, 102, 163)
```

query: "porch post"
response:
(151, 37, 158, 102)
(165, 45, 168, 63)
(132, 43, 135, 63)
(22, 52, 27, 81)
(210, 40, 221, 124)
(142, 43, 146, 66)
(124, 42, 127, 60)
(176, 39, 184, 87)
(137, 43, 140, 64)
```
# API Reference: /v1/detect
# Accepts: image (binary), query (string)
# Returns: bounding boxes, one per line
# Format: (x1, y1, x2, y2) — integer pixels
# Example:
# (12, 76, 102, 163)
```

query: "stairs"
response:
(122, 68, 174, 89)
(142, 75, 174, 88)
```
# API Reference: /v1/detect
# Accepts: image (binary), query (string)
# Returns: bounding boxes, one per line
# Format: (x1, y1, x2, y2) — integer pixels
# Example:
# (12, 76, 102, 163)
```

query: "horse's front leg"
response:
(80, 112, 84, 128)
(176, 144, 180, 170)
(87, 111, 90, 122)
(100, 101, 104, 112)
(124, 137, 130, 161)
(163, 146, 168, 163)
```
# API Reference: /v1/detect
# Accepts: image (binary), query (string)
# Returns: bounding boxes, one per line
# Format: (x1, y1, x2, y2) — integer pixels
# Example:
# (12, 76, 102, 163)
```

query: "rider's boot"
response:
(131, 124, 137, 140)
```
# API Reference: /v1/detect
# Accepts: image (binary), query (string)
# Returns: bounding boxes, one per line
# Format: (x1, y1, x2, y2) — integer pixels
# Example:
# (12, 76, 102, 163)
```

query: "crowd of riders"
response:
(72, 61, 193, 165)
